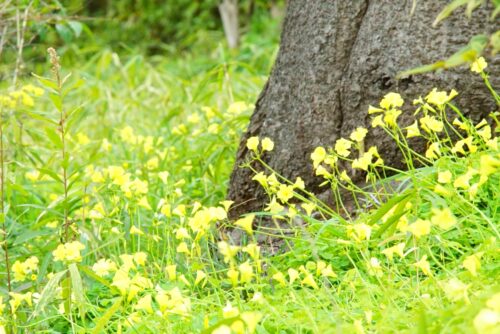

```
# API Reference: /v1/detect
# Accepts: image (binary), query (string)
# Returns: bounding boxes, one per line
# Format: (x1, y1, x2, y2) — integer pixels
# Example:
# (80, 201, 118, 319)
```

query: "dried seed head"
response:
(47, 47, 60, 75)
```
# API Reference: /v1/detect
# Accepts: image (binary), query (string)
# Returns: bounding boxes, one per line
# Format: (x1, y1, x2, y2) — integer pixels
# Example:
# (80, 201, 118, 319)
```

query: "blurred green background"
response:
(0, 0, 285, 81)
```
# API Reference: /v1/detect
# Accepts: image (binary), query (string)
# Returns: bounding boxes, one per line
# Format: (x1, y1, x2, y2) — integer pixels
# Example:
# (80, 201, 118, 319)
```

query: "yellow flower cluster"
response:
(52, 241, 85, 263)
(0, 84, 44, 109)
(212, 303, 262, 334)
(246, 136, 274, 153)
(272, 261, 336, 289)
(11, 256, 39, 282)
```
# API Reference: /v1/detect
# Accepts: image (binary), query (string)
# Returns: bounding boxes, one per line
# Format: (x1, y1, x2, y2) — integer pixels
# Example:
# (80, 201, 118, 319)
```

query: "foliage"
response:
(0, 3, 499, 334)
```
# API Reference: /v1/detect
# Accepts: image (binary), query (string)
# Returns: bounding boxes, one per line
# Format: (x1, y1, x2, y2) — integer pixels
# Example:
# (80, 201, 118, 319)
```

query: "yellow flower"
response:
(12, 256, 38, 282)
(367, 257, 383, 277)
(348, 223, 372, 242)
(321, 264, 337, 278)
(218, 241, 240, 263)
(371, 115, 385, 128)
(420, 115, 444, 133)
(454, 168, 478, 189)
(52, 241, 85, 263)
(272, 272, 287, 286)
(234, 214, 255, 235)
(413, 255, 432, 276)
(239, 261, 254, 283)
(471, 56, 487, 73)
(368, 105, 384, 114)
(22, 84, 44, 96)
(252, 172, 267, 187)
(479, 154, 500, 185)
(301, 272, 319, 289)
(462, 252, 483, 277)
(227, 268, 239, 286)
(194, 270, 207, 286)
(438, 171, 452, 184)
(440, 278, 469, 302)
(240, 311, 263, 334)
(380, 92, 404, 109)
(425, 142, 441, 160)
(137, 196, 151, 210)
(381, 243, 406, 261)
(265, 196, 284, 215)
(246, 136, 259, 152)
(213, 325, 232, 334)
(315, 165, 331, 177)
(146, 157, 159, 170)
(405, 121, 421, 138)
(92, 258, 118, 277)
(425, 88, 458, 107)
(130, 225, 144, 235)
(288, 268, 300, 285)
(473, 308, 500, 333)
(242, 243, 260, 260)
(223, 302, 239, 319)
(430, 207, 457, 230)
(350, 127, 368, 142)
(277, 184, 294, 203)
(25, 170, 40, 182)
(383, 108, 402, 127)
(165, 264, 177, 280)
(9, 292, 32, 313)
(175, 227, 190, 239)
(407, 219, 431, 238)
(292, 177, 305, 190)
(228, 101, 251, 114)
(487, 293, 500, 312)
(311, 146, 326, 168)
(176, 242, 189, 254)
(135, 294, 153, 314)
(334, 138, 352, 157)
(133, 252, 147, 266)
(261, 137, 274, 151)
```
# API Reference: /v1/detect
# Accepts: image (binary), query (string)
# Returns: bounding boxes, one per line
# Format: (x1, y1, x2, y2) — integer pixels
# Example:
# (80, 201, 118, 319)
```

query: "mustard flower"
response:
(350, 127, 368, 142)
(405, 121, 421, 138)
(430, 207, 457, 230)
(334, 138, 352, 157)
(380, 92, 404, 109)
(407, 219, 431, 238)
(311, 146, 326, 169)
(261, 137, 274, 151)
(246, 136, 259, 152)
(234, 214, 255, 235)
(470, 57, 487, 73)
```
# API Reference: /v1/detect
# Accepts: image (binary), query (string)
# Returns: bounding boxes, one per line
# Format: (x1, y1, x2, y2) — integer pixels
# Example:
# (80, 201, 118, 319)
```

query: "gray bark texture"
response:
(227, 0, 499, 220)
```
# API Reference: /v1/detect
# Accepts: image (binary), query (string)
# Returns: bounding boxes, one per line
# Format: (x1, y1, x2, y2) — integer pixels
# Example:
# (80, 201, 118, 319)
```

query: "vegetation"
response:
(0, 2, 499, 334)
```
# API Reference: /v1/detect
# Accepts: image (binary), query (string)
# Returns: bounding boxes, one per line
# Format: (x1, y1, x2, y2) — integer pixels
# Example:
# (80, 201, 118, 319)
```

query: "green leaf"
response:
(79, 265, 112, 288)
(32, 73, 58, 91)
(37, 167, 62, 183)
(91, 297, 123, 334)
(44, 127, 63, 148)
(49, 92, 63, 112)
(433, 0, 469, 27)
(67, 20, 83, 38)
(69, 263, 86, 319)
(397, 34, 488, 78)
(56, 22, 73, 43)
(368, 190, 414, 226)
(31, 270, 67, 318)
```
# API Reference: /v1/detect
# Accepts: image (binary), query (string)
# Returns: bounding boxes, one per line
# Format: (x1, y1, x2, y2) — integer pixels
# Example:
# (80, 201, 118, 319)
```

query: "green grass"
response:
(0, 17, 499, 334)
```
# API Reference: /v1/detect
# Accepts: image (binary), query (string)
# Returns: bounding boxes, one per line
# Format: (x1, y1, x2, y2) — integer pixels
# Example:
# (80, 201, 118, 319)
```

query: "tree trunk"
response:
(227, 0, 499, 220)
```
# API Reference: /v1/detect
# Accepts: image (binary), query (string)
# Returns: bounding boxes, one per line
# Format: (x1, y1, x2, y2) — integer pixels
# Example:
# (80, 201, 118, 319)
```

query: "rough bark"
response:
(227, 0, 499, 220)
